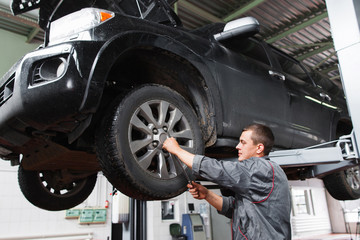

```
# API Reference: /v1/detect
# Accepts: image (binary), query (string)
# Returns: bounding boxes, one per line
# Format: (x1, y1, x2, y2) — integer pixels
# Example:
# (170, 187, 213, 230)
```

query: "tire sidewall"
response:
(340, 167, 360, 198)
(323, 167, 360, 200)
(104, 84, 203, 198)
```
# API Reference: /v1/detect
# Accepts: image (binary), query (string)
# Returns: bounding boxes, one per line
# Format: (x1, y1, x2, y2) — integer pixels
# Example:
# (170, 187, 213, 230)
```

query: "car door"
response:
(271, 49, 333, 148)
(214, 37, 291, 148)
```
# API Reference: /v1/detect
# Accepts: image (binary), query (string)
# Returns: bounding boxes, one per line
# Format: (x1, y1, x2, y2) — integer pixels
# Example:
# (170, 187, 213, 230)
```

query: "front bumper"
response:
(0, 42, 101, 155)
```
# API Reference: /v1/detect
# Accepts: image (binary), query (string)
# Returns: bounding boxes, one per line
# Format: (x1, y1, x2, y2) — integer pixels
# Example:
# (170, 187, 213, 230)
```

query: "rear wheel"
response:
(96, 84, 204, 200)
(323, 166, 360, 200)
(18, 166, 97, 211)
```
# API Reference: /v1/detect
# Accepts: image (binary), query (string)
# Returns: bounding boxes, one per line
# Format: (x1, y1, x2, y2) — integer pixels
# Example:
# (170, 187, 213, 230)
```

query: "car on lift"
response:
(0, 0, 356, 210)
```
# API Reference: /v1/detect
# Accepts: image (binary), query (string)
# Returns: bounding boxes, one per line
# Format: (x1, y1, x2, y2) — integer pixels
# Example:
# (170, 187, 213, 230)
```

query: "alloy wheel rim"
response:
(128, 100, 195, 179)
(38, 171, 87, 197)
(345, 166, 360, 191)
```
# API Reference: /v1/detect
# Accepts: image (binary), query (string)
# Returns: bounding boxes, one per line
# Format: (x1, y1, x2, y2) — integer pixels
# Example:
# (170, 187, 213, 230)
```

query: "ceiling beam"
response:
(223, 0, 266, 22)
(330, 75, 340, 81)
(296, 43, 333, 61)
(275, 42, 333, 49)
(174, 2, 178, 14)
(320, 65, 339, 74)
(178, 0, 223, 23)
(266, 11, 328, 43)
(313, 51, 337, 69)
(0, 4, 38, 29)
(26, 27, 41, 43)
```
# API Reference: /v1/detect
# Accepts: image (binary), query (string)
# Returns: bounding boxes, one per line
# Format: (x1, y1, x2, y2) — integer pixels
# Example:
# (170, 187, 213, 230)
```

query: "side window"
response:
(304, 65, 340, 95)
(272, 50, 313, 84)
(221, 38, 270, 65)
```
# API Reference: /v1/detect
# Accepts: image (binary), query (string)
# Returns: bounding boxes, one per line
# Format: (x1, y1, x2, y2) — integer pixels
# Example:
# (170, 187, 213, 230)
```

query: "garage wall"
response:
(147, 190, 212, 240)
(146, 179, 345, 240)
(0, 160, 112, 239)
(289, 179, 332, 238)
(326, 191, 360, 234)
(0, 29, 113, 239)
(0, 28, 39, 77)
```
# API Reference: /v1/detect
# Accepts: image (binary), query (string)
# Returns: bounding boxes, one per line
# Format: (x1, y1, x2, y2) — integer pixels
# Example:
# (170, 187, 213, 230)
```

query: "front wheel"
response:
(96, 85, 204, 200)
(323, 166, 360, 200)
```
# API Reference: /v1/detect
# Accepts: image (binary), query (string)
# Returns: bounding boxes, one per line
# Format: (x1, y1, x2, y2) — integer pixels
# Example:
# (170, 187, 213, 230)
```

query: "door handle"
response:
(320, 92, 331, 101)
(269, 70, 285, 81)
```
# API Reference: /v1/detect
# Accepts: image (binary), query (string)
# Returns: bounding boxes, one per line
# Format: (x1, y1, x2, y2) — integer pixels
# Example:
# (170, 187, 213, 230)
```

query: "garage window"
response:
(161, 200, 175, 220)
(292, 189, 315, 216)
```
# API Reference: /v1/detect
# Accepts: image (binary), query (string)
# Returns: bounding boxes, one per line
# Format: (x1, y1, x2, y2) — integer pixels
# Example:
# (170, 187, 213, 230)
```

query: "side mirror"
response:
(214, 16, 260, 41)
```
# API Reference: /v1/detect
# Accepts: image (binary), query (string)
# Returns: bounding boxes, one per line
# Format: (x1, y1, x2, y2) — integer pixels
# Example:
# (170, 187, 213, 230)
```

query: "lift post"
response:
(270, 0, 360, 174)
(326, 0, 360, 154)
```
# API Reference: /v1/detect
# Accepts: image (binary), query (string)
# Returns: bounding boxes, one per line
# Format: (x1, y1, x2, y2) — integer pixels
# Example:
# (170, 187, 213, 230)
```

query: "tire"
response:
(18, 166, 97, 211)
(323, 166, 360, 200)
(96, 84, 204, 200)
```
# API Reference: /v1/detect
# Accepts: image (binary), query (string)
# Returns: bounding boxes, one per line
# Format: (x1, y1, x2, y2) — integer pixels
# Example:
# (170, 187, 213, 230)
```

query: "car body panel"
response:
(0, 2, 348, 167)
(212, 38, 291, 148)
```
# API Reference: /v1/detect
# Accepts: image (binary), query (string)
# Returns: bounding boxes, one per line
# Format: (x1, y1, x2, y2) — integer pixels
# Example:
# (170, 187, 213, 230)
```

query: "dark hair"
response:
(243, 124, 274, 155)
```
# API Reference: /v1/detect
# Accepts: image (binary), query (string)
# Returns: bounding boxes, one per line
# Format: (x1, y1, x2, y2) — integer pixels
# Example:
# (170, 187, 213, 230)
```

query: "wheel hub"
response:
(151, 127, 169, 149)
(128, 99, 195, 180)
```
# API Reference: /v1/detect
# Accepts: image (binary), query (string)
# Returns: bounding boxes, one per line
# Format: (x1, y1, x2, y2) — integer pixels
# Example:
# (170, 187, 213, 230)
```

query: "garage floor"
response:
(294, 233, 359, 240)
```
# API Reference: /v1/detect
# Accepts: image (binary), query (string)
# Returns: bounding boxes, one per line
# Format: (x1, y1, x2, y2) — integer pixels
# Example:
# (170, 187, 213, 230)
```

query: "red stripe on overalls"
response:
(236, 161, 275, 239)
(232, 210, 249, 240)
(252, 161, 275, 204)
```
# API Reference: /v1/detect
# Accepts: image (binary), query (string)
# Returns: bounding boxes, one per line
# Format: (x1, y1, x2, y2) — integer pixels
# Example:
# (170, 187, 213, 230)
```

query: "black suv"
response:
(0, 0, 355, 210)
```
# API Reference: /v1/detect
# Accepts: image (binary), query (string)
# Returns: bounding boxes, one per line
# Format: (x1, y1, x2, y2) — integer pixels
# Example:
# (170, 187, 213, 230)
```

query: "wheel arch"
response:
(335, 117, 353, 138)
(89, 33, 220, 146)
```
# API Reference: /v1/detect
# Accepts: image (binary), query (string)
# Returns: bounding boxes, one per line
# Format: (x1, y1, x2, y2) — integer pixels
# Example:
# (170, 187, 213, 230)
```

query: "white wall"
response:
(326, 190, 360, 234)
(0, 28, 39, 77)
(0, 27, 114, 240)
(147, 187, 212, 240)
(147, 194, 186, 240)
(146, 179, 348, 240)
(0, 160, 112, 239)
(289, 179, 332, 238)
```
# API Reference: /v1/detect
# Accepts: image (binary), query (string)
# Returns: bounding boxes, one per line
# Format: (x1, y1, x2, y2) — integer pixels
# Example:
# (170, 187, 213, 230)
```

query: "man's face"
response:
(236, 130, 261, 161)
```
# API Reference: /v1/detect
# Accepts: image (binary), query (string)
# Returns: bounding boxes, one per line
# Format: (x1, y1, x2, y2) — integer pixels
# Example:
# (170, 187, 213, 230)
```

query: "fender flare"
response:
(81, 31, 223, 141)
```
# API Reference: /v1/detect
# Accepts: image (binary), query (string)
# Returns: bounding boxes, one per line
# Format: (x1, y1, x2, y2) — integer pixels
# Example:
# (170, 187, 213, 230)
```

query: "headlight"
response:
(49, 8, 114, 43)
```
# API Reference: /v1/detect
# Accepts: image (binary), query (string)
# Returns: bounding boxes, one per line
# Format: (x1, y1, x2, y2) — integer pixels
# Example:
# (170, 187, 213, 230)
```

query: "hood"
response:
(11, 0, 181, 29)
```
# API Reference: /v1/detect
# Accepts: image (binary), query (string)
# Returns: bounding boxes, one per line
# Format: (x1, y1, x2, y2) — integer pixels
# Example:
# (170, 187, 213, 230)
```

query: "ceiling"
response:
(0, 0, 340, 86)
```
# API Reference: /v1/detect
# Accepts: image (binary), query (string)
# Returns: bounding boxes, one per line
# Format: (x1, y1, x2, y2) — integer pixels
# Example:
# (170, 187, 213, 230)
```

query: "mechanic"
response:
(162, 124, 291, 240)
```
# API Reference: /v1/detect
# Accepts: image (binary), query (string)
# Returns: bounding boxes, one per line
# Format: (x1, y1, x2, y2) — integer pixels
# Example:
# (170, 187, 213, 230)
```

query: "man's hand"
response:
(162, 137, 195, 168)
(162, 137, 182, 155)
(188, 181, 224, 211)
(187, 181, 208, 200)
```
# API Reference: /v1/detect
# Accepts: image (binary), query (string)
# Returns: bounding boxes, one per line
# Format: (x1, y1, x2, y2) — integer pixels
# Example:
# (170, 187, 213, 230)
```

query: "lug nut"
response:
(153, 129, 159, 134)
(163, 126, 168, 132)
(152, 142, 158, 147)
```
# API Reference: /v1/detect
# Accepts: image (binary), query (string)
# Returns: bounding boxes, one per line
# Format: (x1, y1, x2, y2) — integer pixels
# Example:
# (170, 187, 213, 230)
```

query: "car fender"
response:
(82, 31, 222, 144)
